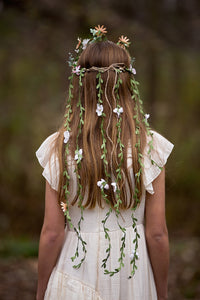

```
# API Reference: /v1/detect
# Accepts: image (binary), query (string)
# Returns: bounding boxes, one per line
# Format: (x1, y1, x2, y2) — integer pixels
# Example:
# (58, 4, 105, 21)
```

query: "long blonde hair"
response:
(54, 40, 147, 209)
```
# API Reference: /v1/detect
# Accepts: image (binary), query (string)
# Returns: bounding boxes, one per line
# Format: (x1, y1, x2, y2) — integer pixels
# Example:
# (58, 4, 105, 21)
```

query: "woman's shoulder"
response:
(145, 130, 174, 164)
(35, 132, 60, 191)
(142, 130, 174, 194)
(146, 130, 174, 150)
(36, 132, 59, 168)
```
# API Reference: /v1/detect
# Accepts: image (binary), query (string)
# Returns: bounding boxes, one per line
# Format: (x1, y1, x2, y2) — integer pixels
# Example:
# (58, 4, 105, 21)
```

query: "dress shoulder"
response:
(143, 130, 174, 194)
(36, 132, 59, 191)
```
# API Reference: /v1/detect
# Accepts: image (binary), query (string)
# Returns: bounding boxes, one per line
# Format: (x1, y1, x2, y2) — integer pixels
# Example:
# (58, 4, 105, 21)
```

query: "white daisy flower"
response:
(111, 182, 117, 192)
(82, 39, 90, 50)
(74, 149, 83, 161)
(113, 106, 123, 118)
(130, 250, 139, 260)
(144, 114, 150, 120)
(135, 251, 139, 259)
(130, 252, 134, 260)
(72, 65, 81, 75)
(97, 179, 109, 190)
(96, 103, 103, 116)
(63, 130, 70, 144)
(129, 65, 136, 74)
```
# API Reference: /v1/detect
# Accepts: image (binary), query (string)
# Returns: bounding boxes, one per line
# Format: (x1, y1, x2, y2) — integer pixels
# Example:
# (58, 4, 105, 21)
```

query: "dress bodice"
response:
(68, 191, 145, 233)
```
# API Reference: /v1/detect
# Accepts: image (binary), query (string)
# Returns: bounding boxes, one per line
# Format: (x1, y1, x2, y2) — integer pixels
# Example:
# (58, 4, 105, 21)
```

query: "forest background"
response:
(0, 0, 200, 299)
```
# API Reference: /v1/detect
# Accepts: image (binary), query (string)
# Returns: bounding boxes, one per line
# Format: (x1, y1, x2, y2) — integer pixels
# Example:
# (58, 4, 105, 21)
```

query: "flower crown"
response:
(68, 25, 135, 74)
(61, 26, 159, 278)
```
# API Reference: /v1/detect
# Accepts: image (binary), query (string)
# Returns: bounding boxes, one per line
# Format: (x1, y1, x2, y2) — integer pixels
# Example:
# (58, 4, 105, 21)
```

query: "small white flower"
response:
(130, 250, 139, 260)
(129, 65, 136, 74)
(72, 65, 81, 75)
(61, 201, 67, 213)
(96, 103, 103, 116)
(113, 106, 123, 118)
(63, 130, 70, 144)
(74, 149, 83, 161)
(90, 28, 98, 36)
(135, 251, 139, 259)
(144, 114, 150, 120)
(97, 179, 109, 190)
(111, 182, 117, 192)
(82, 39, 90, 50)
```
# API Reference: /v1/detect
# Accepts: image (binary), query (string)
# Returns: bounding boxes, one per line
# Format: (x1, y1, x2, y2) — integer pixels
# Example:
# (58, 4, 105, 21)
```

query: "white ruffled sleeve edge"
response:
(143, 131, 174, 194)
(36, 132, 60, 191)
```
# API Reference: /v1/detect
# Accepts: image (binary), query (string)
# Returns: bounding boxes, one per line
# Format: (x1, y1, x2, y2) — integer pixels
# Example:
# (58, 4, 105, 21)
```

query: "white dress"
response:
(36, 130, 174, 300)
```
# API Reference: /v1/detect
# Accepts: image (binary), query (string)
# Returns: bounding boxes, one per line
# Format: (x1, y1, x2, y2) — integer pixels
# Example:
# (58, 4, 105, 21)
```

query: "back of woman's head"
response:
(78, 40, 130, 68)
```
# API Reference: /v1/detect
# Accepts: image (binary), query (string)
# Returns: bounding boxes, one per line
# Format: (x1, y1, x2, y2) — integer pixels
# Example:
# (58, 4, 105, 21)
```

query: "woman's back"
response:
(36, 130, 173, 300)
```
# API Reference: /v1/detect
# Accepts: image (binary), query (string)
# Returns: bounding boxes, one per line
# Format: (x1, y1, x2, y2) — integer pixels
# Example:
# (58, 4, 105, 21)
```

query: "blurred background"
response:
(0, 0, 199, 299)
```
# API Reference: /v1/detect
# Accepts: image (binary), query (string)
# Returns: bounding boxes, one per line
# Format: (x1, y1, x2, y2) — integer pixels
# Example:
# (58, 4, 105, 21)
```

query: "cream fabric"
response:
(36, 131, 174, 300)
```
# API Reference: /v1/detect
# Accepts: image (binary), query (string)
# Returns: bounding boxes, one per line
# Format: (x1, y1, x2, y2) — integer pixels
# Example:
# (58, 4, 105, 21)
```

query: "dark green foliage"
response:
(0, 0, 199, 244)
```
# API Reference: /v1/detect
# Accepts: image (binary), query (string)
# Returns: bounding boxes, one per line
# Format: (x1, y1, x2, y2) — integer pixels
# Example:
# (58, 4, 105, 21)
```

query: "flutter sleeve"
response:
(143, 130, 174, 194)
(36, 132, 60, 191)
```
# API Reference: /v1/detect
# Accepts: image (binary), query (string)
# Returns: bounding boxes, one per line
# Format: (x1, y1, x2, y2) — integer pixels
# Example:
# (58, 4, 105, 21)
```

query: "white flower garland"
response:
(61, 25, 159, 279)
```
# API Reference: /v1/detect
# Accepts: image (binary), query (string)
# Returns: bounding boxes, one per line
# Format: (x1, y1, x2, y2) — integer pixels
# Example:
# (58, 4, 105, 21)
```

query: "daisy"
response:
(61, 201, 67, 213)
(72, 65, 81, 75)
(94, 25, 107, 36)
(117, 35, 130, 49)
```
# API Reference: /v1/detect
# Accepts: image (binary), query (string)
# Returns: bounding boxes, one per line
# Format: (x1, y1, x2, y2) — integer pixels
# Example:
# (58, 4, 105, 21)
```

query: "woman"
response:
(36, 26, 173, 300)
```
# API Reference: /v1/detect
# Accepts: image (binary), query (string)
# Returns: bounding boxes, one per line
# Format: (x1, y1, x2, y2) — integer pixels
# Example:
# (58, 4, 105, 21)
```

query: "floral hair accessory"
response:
(74, 149, 83, 162)
(76, 38, 82, 50)
(117, 35, 130, 49)
(111, 182, 117, 192)
(72, 65, 81, 75)
(130, 250, 139, 260)
(94, 25, 107, 36)
(96, 103, 104, 116)
(61, 201, 67, 213)
(82, 39, 90, 50)
(64, 131, 70, 144)
(129, 65, 136, 75)
(97, 179, 109, 190)
(61, 25, 159, 279)
(113, 106, 123, 118)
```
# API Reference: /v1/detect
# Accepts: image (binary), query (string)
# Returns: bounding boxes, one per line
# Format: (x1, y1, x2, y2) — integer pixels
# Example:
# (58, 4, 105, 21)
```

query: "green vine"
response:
(71, 70, 87, 269)
(60, 25, 164, 280)
(63, 74, 74, 229)
(96, 71, 113, 270)
(128, 214, 140, 279)
(103, 69, 127, 276)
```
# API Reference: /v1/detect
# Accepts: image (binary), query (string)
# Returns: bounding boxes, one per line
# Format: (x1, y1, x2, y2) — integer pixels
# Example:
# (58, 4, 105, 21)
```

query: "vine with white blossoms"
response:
(60, 25, 158, 278)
